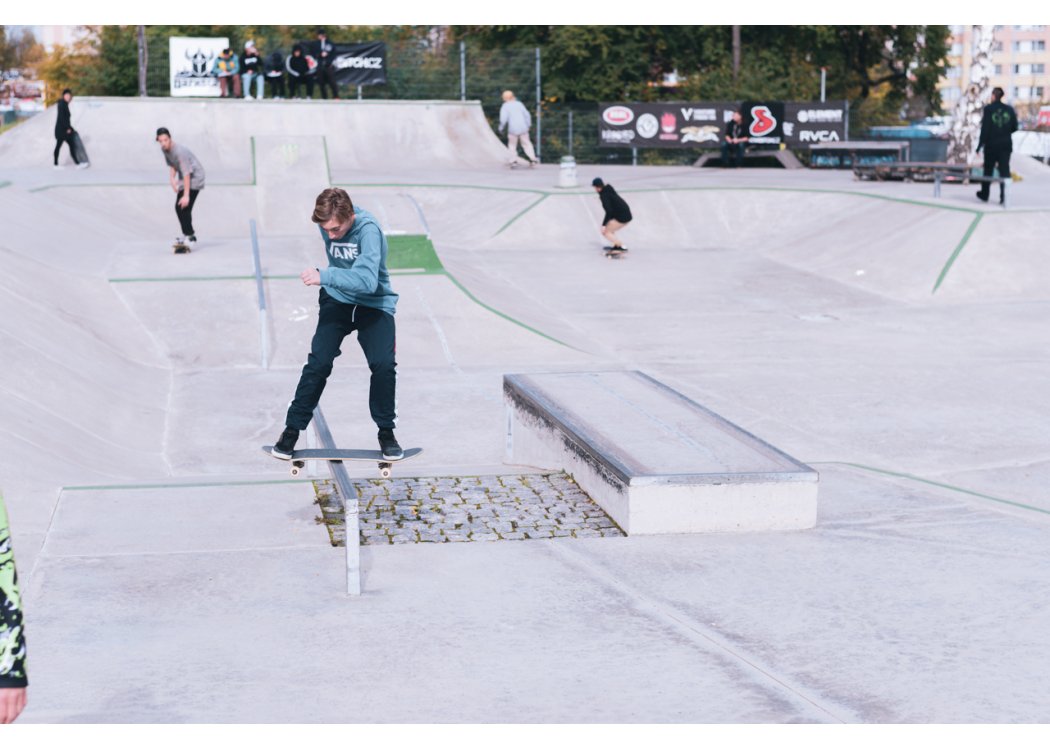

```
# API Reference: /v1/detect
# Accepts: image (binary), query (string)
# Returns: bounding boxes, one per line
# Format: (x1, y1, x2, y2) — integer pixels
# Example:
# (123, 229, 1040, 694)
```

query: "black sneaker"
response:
(976, 190, 989, 203)
(378, 428, 403, 460)
(271, 427, 300, 459)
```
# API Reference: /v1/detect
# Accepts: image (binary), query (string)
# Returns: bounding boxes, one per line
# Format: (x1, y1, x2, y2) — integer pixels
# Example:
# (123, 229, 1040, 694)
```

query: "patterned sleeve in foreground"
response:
(0, 497, 28, 688)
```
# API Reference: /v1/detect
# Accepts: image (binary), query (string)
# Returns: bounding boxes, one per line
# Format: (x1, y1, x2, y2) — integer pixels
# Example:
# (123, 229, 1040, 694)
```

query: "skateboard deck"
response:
(262, 445, 422, 478)
(173, 239, 191, 254)
(603, 246, 628, 258)
(70, 131, 90, 165)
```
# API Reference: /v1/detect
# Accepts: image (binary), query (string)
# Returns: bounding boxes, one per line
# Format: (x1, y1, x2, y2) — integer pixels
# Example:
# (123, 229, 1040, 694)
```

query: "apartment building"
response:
(940, 25, 1049, 122)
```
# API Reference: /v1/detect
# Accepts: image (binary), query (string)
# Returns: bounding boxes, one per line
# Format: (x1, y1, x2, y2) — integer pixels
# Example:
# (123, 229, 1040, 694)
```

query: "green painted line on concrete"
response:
(108, 275, 298, 283)
(811, 461, 1049, 516)
(0, 181, 10, 190)
(494, 193, 551, 236)
(335, 181, 548, 196)
(63, 478, 313, 492)
(29, 180, 254, 194)
(441, 269, 579, 351)
(932, 213, 984, 294)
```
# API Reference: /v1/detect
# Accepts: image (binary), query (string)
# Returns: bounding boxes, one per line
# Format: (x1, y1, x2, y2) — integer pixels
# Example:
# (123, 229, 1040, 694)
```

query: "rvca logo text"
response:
(329, 242, 360, 261)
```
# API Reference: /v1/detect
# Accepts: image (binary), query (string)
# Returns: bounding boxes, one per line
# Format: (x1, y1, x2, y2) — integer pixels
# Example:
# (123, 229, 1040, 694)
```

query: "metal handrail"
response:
(312, 406, 362, 596)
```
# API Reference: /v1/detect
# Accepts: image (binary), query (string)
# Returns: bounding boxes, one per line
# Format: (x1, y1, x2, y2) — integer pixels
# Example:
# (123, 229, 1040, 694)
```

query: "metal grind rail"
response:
(249, 219, 270, 369)
(312, 406, 363, 596)
(251, 219, 360, 594)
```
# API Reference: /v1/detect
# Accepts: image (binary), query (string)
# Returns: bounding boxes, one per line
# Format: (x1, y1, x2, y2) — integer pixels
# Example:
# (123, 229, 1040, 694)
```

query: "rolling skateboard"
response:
(173, 238, 191, 254)
(262, 445, 423, 478)
(603, 245, 628, 259)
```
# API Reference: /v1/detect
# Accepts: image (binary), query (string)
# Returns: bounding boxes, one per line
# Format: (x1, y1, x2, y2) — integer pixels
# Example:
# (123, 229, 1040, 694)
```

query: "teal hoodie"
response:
(317, 208, 398, 315)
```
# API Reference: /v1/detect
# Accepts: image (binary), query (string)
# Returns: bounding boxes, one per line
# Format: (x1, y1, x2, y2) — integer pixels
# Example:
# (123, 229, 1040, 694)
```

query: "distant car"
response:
(2, 69, 23, 81)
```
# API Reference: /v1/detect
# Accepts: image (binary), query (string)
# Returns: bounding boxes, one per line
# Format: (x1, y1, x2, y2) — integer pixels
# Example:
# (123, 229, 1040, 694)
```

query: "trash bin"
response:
(558, 155, 578, 188)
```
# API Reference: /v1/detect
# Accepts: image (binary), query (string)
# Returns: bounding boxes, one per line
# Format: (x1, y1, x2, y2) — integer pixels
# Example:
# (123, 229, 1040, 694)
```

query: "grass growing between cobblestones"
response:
(311, 473, 624, 547)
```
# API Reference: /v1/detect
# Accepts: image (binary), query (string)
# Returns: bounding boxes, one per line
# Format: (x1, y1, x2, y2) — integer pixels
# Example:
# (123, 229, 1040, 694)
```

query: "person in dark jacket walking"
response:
(53, 89, 87, 169)
(0, 493, 28, 724)
(592, 177, 633, 252)
(311, 28, 339, 100)
(271, 188, 403, 462)
(976, 87, 1018, 204)
(286, 44, 316, 99)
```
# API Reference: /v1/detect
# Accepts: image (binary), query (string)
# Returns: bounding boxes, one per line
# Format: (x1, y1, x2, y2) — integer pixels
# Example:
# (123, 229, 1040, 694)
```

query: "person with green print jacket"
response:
(0, 494, 27, 723)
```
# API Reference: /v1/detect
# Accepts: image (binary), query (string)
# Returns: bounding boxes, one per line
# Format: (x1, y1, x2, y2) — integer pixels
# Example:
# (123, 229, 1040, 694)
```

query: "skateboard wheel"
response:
(379, 462, 392, 478)
(290, 466, 300, 477)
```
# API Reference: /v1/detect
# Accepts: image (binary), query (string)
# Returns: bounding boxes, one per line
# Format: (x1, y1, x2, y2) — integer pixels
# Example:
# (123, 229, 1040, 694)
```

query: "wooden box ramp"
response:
(504, 371, 818, 535)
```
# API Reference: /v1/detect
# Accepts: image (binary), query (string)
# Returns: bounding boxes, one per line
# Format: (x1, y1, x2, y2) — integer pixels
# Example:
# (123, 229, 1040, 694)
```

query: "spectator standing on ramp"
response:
(312, 28, 340, 100)
(271, 188, 403, 463)
(156, 128, 205, 249)
(499, 90, 539, 168)
(592, 177, 632, 253)
(241, 41, 264, 100)
(53, 88, 87, 169)
(0, 494, 28, 724)
(976, 86, 1018, 205)
(721, 110, 749, 168)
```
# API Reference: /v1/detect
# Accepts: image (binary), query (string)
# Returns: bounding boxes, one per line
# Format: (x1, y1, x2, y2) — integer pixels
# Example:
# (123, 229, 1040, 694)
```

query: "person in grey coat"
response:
(499, 90, 538, 167)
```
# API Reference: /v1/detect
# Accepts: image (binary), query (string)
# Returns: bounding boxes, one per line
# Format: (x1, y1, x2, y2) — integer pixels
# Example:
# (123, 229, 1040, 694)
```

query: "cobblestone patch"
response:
(312, 474, 625, 547)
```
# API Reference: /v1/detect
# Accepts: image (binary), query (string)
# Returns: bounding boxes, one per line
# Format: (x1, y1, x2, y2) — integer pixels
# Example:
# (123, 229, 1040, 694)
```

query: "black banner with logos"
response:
(598, 101, 848, 148)
(327, 42, 387, 86)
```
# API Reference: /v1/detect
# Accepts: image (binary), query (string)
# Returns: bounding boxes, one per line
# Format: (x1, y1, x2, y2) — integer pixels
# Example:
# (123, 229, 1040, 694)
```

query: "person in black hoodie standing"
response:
(592, 177, 633, 253)
(312, 28, 339, 100)
(976, 87, 1018, 204)
(53, 89, 86, 169)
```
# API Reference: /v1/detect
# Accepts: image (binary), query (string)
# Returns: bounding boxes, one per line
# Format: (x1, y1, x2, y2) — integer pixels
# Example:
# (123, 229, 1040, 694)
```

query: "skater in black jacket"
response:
(53, 89, 86, 169)
(976, 87, 1018, 205)
(592, 177, 633, 252)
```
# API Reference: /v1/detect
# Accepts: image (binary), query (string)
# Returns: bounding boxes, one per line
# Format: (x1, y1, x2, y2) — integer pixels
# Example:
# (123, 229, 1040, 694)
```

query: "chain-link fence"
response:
(140, 34, 703, 165)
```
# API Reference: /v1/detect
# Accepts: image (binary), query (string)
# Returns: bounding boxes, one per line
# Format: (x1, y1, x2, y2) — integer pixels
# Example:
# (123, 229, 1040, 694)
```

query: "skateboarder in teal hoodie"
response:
(272, 188, 402, 461)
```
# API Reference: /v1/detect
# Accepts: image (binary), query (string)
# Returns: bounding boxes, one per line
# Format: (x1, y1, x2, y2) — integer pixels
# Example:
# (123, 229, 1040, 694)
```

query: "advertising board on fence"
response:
(599, 101, 848, 148)
(170, 37, 229, 97)
(328, 42, 387, 87)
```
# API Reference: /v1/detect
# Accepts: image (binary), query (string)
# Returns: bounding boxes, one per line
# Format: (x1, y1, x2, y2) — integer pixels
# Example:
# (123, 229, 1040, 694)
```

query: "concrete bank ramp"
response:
(464, 186, 1048, 304)
(0, 97, 508, 173)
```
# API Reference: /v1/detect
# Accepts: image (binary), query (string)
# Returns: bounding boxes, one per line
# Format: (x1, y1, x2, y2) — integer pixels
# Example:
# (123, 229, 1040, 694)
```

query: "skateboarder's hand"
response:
(301, 268, 321, 286)
(178, 194, 190, 208)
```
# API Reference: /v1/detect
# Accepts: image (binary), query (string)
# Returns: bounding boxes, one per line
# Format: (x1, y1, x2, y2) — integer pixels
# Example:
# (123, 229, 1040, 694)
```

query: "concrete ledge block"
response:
(504, 371, 818, 535)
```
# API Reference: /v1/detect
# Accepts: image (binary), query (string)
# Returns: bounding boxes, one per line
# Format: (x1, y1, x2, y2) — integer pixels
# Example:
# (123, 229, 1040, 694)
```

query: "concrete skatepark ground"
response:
(1, 98, 1050, 723)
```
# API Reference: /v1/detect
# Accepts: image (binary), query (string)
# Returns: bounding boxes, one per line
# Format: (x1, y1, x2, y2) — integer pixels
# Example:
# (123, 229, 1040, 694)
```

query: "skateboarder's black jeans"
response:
(979, 146, 1010, 201)
(285, 289, 397, 432)
(53, 134, 80, 165)
(175, 189, 200, 237)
